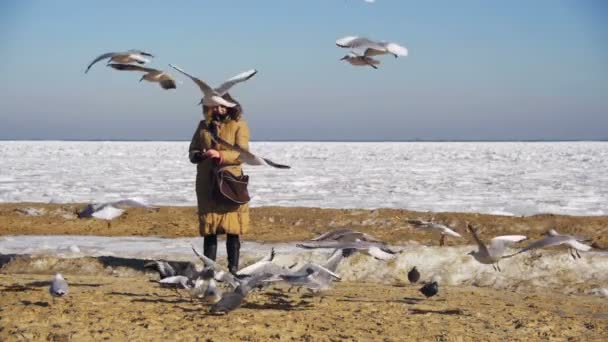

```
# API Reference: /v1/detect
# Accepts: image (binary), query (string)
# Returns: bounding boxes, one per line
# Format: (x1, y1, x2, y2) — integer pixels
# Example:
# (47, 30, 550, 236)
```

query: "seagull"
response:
(169, 64, 257, 107)
(235, 248, 289, 279)
(467, 224, 527, 272)
(292, 249, 354, 292)
(209, 133, 291, 169)
(511, 229, 592, 259)
(340, 52, 381, 69)
(85, 50, 153, 73)
(309, 229, 383, 243)
(77, 198, 159, 220)
(107, 64, 176, 90)
(407, 219, 462, 246)
(296, 241, 397, 261)
(144, 260, 200, 280)
(49, 273, 69, 301)
(191, 245, 239, 288)
(210, 272, 274, 314)
(266, 265, 341, 291)
(336, 36, 408, 58)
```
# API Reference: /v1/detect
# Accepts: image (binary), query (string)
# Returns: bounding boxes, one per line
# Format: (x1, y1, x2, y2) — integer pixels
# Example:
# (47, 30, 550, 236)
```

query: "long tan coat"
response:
(189, 116, 250, 236)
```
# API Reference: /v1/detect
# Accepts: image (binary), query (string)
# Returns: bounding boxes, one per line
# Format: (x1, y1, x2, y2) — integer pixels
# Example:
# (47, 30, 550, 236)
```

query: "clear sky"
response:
(0, 0, 607, 140)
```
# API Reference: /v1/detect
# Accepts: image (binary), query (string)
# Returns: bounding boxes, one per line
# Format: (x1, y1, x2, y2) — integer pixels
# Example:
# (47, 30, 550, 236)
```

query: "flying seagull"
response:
(467, 224, 527, 272)
(208, 133, 290, 169)
(169, 64, 257, 107)
(407, 219, 462, 246)
(336, 36, 408, 58)
(340, 52, 381, 69)
(108, 64, 176, 90)
(296, 241, 397, 261)
(510, 229, 592, 259)
(309, 229, 383, 243)
(85, 50, 153, 73)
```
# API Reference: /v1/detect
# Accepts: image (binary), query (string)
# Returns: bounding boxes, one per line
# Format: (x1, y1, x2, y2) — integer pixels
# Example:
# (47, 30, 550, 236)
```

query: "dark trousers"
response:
(203, 233, 240, 274)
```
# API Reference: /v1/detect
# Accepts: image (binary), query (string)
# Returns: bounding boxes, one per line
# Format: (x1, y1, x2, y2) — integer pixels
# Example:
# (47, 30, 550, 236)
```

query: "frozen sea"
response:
(1, 140, 607, 216)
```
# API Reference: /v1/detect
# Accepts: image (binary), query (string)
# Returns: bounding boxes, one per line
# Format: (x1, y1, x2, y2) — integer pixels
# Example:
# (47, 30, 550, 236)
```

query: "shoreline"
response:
(1, 203, 607, 247)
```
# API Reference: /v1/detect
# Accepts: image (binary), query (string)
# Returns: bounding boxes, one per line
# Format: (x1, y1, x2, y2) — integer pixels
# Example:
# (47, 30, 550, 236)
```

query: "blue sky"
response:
(0, 0, 606, 140)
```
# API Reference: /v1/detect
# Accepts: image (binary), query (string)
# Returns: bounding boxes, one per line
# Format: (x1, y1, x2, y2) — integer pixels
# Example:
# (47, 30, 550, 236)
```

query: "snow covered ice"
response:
(1, 141, 607, 216)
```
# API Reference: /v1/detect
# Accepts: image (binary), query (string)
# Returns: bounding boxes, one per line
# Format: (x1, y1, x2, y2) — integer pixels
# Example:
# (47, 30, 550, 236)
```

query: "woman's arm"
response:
(219, 121, 250, 164)
(188, 121, 205, 163)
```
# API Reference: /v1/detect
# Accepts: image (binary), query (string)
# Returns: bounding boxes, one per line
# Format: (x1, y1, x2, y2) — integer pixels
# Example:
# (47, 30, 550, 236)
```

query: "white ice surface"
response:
(0, 141, 607, 216)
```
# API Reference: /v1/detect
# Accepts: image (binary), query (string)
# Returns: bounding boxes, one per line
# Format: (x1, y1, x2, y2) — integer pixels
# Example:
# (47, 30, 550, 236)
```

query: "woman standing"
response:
(189, 93, 250, 275)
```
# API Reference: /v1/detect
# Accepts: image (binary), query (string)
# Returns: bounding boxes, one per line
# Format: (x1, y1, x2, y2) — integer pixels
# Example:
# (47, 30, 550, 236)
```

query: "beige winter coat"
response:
(189, 116, 250, 236)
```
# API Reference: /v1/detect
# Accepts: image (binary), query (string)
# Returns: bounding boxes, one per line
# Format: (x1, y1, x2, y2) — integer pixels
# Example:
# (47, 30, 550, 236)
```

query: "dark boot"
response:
(203, 234, 218, 261)
(226, 234, 240, 275)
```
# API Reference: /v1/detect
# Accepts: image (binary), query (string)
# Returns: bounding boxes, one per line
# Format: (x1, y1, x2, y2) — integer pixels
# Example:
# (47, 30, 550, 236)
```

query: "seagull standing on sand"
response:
(49, 273, 69, 302)
(169, 64, 257, 107)
(511, 229, 592, 260)
(85, 50, 154, 73)
(407, 219, 462, 246)
(467, 224, 527, 272)
(107, 64, 177, 90)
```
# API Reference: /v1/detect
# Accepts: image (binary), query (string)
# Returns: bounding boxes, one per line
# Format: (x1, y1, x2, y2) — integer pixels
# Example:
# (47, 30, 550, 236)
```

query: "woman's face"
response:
(214, 106, 228, 115)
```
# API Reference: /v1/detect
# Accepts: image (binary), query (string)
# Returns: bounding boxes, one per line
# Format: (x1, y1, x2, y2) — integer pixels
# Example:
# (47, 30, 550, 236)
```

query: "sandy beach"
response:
(1, 203, 607, 341)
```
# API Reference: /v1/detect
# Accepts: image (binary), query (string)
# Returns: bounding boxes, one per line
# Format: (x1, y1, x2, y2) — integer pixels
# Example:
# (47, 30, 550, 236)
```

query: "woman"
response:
(189, 93, 250, 275)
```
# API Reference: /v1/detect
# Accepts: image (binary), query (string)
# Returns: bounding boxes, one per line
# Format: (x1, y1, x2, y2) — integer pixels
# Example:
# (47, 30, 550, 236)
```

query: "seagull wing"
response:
(365, 246, 396, 260)
(169, 64, 213, 95)
(467, 225, 490, 256)
(433, 223, 462, 237)
(211, 135, 290, 169)
(208, 95, 237, 107)
(214, 69, 258, 96)
(382, 42, 408, 56)
(127, 49, 154, 57)
(108, 63, 157, 73)
(310, 229, 355, 241)
(85, 52, 117, 73)
(488, 235, 527, 256)
(336, 36, 380, 49)
(521, 236, 591, 253)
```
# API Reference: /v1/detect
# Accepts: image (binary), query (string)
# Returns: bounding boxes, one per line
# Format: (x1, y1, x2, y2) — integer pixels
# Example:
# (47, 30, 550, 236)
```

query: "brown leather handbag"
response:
(212, 166, 251, 206)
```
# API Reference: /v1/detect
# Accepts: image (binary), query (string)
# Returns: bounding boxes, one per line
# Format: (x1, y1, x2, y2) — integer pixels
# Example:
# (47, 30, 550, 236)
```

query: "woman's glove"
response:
(190, 152, 205, 164)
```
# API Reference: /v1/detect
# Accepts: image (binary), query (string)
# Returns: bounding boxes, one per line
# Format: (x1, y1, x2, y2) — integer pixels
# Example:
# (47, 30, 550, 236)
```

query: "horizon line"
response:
(1, 139, 607, 143)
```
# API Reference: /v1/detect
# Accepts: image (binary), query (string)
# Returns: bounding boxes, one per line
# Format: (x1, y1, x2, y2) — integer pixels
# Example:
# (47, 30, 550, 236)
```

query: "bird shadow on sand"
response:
(241, 299, 314, 311)
(407, 308, 468, 316)
(108, 291, 185, 302)
(131, 297, 193, 305)
(25, 280, 104, 288)
(1, 283, 37, 292)
(0, 253, 17, 268)
(20, 300, 50, 307)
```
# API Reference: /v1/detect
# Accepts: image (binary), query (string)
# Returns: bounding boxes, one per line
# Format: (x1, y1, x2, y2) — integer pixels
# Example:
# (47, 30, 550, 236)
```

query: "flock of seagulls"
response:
(46, 219, 596, 313)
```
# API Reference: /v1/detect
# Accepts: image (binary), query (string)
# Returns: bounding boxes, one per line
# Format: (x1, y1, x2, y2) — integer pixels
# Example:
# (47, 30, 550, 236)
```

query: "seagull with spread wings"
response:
(108, 63, 176, 90)
(336, 36, 408, 58)
(467, 224, 527, 272)
(169, 64, 257, 107)
(85, 50, 154, 73)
